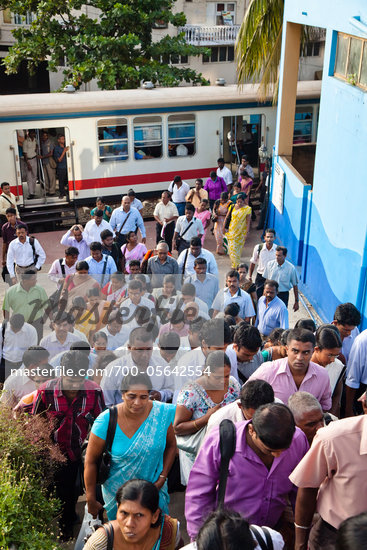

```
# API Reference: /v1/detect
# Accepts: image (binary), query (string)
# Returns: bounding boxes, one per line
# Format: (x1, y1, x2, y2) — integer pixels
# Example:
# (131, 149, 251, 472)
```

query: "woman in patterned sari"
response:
(84, 372, 176, 520)
(224, 193, 252, 269)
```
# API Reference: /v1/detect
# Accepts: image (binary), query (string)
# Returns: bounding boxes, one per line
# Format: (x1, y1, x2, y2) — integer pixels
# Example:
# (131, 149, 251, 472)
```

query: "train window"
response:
(293, 107, 313, 144)
(167, 114, 196, 157)
(97, 119, 128, 162)
(133, 116, 162, 160)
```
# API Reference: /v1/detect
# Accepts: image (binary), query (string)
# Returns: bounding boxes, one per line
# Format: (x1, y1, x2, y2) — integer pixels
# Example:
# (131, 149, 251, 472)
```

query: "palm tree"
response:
(236, 0, 284, 102)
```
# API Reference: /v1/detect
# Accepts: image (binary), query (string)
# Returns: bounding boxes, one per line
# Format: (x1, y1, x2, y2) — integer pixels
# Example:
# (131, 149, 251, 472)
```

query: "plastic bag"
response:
(74, 504, 103, 550)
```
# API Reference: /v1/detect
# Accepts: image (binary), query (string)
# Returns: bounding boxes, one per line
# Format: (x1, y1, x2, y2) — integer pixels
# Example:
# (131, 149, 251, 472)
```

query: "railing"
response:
(179, 24, 241, 46)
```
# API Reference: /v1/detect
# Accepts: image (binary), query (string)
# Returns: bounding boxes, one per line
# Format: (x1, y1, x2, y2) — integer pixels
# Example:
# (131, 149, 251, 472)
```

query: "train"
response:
(0, 81, 321, 209)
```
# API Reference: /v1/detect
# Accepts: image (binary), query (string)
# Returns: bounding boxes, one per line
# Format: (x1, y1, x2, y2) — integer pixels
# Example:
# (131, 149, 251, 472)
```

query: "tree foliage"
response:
(0, 0, 209, 89)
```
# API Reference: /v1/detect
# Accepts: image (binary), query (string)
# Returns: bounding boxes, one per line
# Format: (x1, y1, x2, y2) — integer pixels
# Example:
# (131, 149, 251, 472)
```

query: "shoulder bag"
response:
(249, 526, 274, 550)
(29, 236, 39, 267)
(81, 406, 118, 487)
(102, 522, 114, 550)
(114, 211, 131, 243)
(217, 419, 236, 507)
(175, 220, 194, 251)
(176, 383, 213, 455)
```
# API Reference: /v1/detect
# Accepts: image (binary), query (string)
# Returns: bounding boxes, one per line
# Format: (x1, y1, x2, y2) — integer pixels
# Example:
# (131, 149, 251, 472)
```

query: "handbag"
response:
(176, 426, 207, 454)
(224, 204, 234, 231)
(81, 406, 118, 487)
(217, 419, 236, 507)
(49, 156, 57, 169)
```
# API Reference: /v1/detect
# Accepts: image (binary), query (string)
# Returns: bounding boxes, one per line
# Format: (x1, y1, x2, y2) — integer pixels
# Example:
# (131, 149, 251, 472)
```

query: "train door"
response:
(221, 114, 265, 175)
(14, 126, 73, 206)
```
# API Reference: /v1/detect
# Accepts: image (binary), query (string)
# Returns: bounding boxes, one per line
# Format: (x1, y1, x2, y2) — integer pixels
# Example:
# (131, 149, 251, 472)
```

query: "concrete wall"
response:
(271, 0, 367, 327)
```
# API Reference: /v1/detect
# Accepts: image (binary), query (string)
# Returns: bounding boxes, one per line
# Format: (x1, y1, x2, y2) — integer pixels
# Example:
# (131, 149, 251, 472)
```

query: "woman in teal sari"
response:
(84, 372, 176, 520)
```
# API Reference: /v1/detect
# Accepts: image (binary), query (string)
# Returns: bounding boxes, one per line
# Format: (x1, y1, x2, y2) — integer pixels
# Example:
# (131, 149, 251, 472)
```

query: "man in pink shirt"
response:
(248, 328, 332, 411)
(290, 394, 367, 550)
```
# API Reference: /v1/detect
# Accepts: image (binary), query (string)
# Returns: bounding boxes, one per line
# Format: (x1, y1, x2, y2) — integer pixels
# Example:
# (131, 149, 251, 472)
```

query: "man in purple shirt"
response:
(204, 171, 228, 209)
(185, 403, 309, 539)
(248, 328, 332, 411)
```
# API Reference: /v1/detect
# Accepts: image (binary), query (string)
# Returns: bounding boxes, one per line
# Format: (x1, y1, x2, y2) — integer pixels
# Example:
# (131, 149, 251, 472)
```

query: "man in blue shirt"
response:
(110, 196, 146, 247)
(255, 279, 289, 337)
(85, 242, 117, 286)
(212, 270, 255, 321)
(53, 134, 69, 199)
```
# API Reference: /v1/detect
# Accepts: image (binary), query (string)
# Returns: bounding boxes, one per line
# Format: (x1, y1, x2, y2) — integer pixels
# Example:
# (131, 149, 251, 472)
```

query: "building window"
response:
(98, 119, 128, 162)
(216, 3, 236, 25)
(301, 41, 321, 57)
(293, 108, 313, 144)
(161, 54, 189, 65)
(133, 116, 162, 160)
(12, 12, 35, 25)
(203, 46, 234, 63)
(168, 114, 196, 157)
(334, 32, 367, 90)
(153, 20, 168, 29)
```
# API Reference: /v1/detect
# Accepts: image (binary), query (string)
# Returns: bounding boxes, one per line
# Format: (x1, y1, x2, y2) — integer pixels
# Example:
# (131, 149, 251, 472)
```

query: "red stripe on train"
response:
(73, 167, 215, 191)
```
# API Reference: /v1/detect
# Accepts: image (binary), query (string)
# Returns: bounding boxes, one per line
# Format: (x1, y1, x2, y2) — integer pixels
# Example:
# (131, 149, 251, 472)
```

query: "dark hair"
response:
(226, 269, 239, 280)
(163, 274, 176, 286)
(241, 380, 274, 410)
(334, 302, 361, 327)
(76, 260, 89, 271)
(189, 317, 206, 334)
(264, 279, 279, 291)
(280, 329, 291, 346)
(70, 341, 91, 354)
(194, 257, 207, 266)
(128, 279, 143, 293)
(190, 236, 202, 247)
(316, 324, 342, 350)
(107, 310, 123, 325)
(129, 260, 141, 269)
(22, 346, 49, 368)
(1, 181, 10, 189)
(267, 327, 285, 345)
(205, 350, 231, 372)
(115, 480, 160, 528)
(9, 313, 25, 331)
(173, 175, 182, 183)
(196, 509, 255, 550)
(90, 241, 102, 251)
(294, 318, 316, 332)
(220, 191, 229, 200)
(217, 157, 225, 163)
(264, 228, 276, 236)
(238, 263, 249, 271)
(185, 203, 195, 213)
(100, 229, 113, 240)
(234, 324, 262, 352)
(96, 196, 105, 203)
(159, 331, 180, 352)
(181, 282, 196, 297)
(200, 319, 232, 347)
(94, 209, 104, 217)
(286, 328, 316, 347)
(128, 327, 154, 346)
(60, 350, 89, 376)
(65, 246, 79, 257)
(111, 272, 125, 282)
(195, 178, 203, 185)
(5, 207, 16, 215)
(121, 372, 152, 392)
(236, 193, 246, 201)
(53, 312, 70, 324)
(92, 331, 108, 343)
(224, 303, 240, 317)
(241, 155, 249, 161)
(276, 246, 287, 256)
(210, 170, 217, 179)
(336, 512, 367, 550)
(252, 403, 296, 450)
(15, 224, 27, 231)
(127, 189, 136, 197)
(170, 309, 185, 325)
(126, 231, 136, 241)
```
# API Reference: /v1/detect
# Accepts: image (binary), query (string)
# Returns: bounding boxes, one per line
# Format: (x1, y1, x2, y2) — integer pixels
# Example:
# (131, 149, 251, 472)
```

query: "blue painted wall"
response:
(271, 0, 367, 327)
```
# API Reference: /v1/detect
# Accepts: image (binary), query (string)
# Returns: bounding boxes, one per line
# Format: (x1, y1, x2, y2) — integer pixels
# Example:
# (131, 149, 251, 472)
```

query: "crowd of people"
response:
(1, 163, 367, 550)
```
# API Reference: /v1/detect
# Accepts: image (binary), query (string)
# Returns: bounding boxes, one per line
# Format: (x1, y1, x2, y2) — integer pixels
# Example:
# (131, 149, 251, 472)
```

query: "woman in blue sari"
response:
(84, 372, 176, 520)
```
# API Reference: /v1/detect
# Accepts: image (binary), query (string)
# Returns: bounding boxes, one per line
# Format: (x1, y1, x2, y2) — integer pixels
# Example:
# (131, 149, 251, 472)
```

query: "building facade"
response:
(268, 0, 367, 327)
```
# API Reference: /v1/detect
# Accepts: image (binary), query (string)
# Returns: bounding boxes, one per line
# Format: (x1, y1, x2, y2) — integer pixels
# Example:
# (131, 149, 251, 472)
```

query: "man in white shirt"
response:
(60, 224, 90, 260)
(119, 279, 155, 324)
(153, 191, 179, 252)
(174, 282, 209, 317)
(0, 314, 37, 380)
(48, 246, 79, 285)
(213, 270, 255, 321)
(0, 182, 19, 221)
(100, 326, 174, 405)
(207, 379, 276, 434)
(84, 210, 114, 245)
(100, 311, 128, 350)
(22, 129, 38, 199)
(40, 313, 81, 360)
(262, 246, 299, 310)
(177, 237, 218, 277)
(249, 228, 277, 298)
(168, 175, 190, 216)
(0, 346, 49, 408)
(127, 189, 143, 214)
(216, 157, 233, 189)
(173, 204, 204, 254)
(6, 226, 46, 284)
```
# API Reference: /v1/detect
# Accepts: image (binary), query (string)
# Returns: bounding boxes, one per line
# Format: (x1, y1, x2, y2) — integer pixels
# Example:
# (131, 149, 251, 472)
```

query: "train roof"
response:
(0, 81, 321, 120)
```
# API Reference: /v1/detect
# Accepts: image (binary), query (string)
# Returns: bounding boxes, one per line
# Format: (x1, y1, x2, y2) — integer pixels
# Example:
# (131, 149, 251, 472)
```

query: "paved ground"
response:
(0, 217, 310, 547)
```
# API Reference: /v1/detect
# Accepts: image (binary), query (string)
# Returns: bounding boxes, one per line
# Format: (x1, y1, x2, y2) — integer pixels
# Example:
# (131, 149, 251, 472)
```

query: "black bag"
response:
(217, 419, 236, 507)
(81, 406, 118, 486)
(250, 526, 274, 550)
(175, 220, 194, 251)
(224, 204, 234, 232)
(29, 236, 39, 267)
(102, 522, 114, 550)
